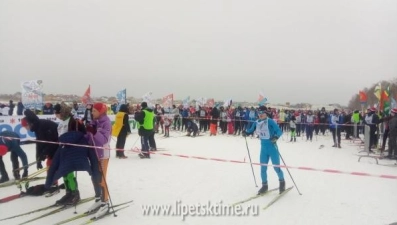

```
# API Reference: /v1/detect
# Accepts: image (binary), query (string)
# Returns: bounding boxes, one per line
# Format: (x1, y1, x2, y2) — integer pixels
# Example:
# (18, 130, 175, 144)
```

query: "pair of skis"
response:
(0, 197, 132, 225)
(0, 197, 94, 222)
(232, 186, 294, 210)
(0, 167, 48, 189)
(53, 200, 133, 225)
(0, 176, 46, 189)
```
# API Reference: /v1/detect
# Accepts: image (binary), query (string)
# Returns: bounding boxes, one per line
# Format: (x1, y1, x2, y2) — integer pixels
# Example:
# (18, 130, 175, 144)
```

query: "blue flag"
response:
(116, 89, 127, 112)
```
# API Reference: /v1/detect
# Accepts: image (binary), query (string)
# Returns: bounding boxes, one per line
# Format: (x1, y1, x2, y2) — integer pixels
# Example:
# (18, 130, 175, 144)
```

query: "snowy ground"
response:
(1, 129, 397, 225)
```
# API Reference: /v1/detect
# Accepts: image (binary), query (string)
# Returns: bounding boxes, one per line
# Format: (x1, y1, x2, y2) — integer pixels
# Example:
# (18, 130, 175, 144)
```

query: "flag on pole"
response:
(381, 86, 390, 114)
(81, 85, 93, 105)
(195, 97, 206, 107)
(142, 92, 153, 107)
(359, 91, 367, 103)
(258, 91, 267, 106)
(162, 93, 173, 108)
(223, 98, 233, 107)
(116, 89, 127, 105)
(182, 96, 190, 109)
(116, 89, 127, 112)
(374, 83, 381, 100)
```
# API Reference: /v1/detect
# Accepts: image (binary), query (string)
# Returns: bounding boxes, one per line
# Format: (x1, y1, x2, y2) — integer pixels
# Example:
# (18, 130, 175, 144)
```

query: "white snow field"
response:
(1, 129, 396, 225)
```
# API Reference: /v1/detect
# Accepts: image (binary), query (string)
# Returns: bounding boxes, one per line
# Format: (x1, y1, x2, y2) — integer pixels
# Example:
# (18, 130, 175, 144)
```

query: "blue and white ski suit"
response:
(246, 118, 284, 183)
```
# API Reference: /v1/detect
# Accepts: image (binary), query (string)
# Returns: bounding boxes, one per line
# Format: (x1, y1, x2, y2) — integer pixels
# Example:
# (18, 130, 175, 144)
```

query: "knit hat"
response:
(141, 102, 148, 108)
(0, 145, 8, 156)
(369, 107, 376, 112)
(54, 103, 61, 114)
(24, 109, 39, 124)
(93, 103, 107, 114)
(391, 108, 397, 114)
(258, 106, 267, 112)
(59, 103, 72, 120)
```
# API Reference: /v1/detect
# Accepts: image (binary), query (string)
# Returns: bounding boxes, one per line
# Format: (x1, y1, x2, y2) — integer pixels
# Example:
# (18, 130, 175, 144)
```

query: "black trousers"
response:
(149, 132, 157, 150)
(116, 133, 127, 157)
(331, 127, 341, 145)
(0, 152, 19, 179)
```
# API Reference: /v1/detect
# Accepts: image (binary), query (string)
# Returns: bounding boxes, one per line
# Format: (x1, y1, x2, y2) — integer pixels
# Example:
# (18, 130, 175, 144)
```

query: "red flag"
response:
(379, 89, 390, 111)
(81, 85, 92, 105)
(359, 91, 367, 103)
(162, 93, 173, 108)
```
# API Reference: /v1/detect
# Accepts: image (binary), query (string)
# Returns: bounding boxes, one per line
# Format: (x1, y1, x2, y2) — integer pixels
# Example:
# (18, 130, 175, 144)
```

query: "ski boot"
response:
(65, 190, 80, 205)
(139, 152, 150, 159)
(94, 201, 110, 219)
(257, 182, 268, 195)
(279, 180, 286, 194)
(56, 190, 72, 205)
(87, 197, 102, 213)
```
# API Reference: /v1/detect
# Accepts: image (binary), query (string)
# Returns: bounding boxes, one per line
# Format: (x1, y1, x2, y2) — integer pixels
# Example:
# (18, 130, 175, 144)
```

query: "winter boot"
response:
(257, 182, 268, 195)
(279, 180, 286, 194)
(139, 152, 150, 159)
(56, 190, 72, 205)
(65, 190, 80, 205)
(337, 143, 341, 148)
(13, 171, 21, 180)
(45, 185, 60, 197)
(290, 137, 293, 142)
(94, 201, 109, 219)
(293, 137, 296, 142)
(0, 175, 9, 183)
(332, 143, 337, 147)
(87, 197, 103, 213)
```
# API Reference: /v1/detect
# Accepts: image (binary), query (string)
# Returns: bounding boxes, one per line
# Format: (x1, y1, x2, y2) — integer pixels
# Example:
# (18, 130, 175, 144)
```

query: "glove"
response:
(37, 161, 43, 170)
(271, 136, 279, 143)
(86, 124, 97, 135)
(22, 170, 28, 178)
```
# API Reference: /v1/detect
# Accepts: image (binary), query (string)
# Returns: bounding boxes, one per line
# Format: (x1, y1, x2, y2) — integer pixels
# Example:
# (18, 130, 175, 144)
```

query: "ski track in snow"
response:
(1, 130, 396, 225)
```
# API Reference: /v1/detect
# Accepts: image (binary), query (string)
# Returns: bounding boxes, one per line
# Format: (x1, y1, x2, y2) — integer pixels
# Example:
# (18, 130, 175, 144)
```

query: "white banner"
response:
(21, 80, 44, 110)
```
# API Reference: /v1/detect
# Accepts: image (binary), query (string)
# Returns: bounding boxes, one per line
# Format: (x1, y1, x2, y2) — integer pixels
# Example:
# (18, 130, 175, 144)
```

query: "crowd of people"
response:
(0, 101, 159, 219)
(0, 99, 396, 215)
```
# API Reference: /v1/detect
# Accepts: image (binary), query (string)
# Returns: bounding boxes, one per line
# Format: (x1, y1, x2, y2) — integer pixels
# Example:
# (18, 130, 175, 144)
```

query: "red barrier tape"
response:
(4, 136, 397, 180)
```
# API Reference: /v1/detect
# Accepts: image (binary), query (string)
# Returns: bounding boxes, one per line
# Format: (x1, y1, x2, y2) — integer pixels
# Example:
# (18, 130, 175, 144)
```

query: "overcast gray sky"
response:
(1, 0, 396, 105)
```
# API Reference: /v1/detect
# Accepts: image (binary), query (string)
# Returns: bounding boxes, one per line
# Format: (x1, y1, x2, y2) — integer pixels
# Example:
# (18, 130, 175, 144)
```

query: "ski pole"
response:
(90, 137, 117, 217)
(243, 135, 258, 187)
(274, 143, 302, 195)
(13, 161, 37, 172)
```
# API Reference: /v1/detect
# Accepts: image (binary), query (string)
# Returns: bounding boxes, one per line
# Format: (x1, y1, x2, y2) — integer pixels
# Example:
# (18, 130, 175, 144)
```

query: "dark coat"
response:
(17, 102, 24, 116)
(8, 100, 15, 116)
(210, 107, 220, 124)
(24, 109, 59, 160)
(45, 131, 100, 189)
